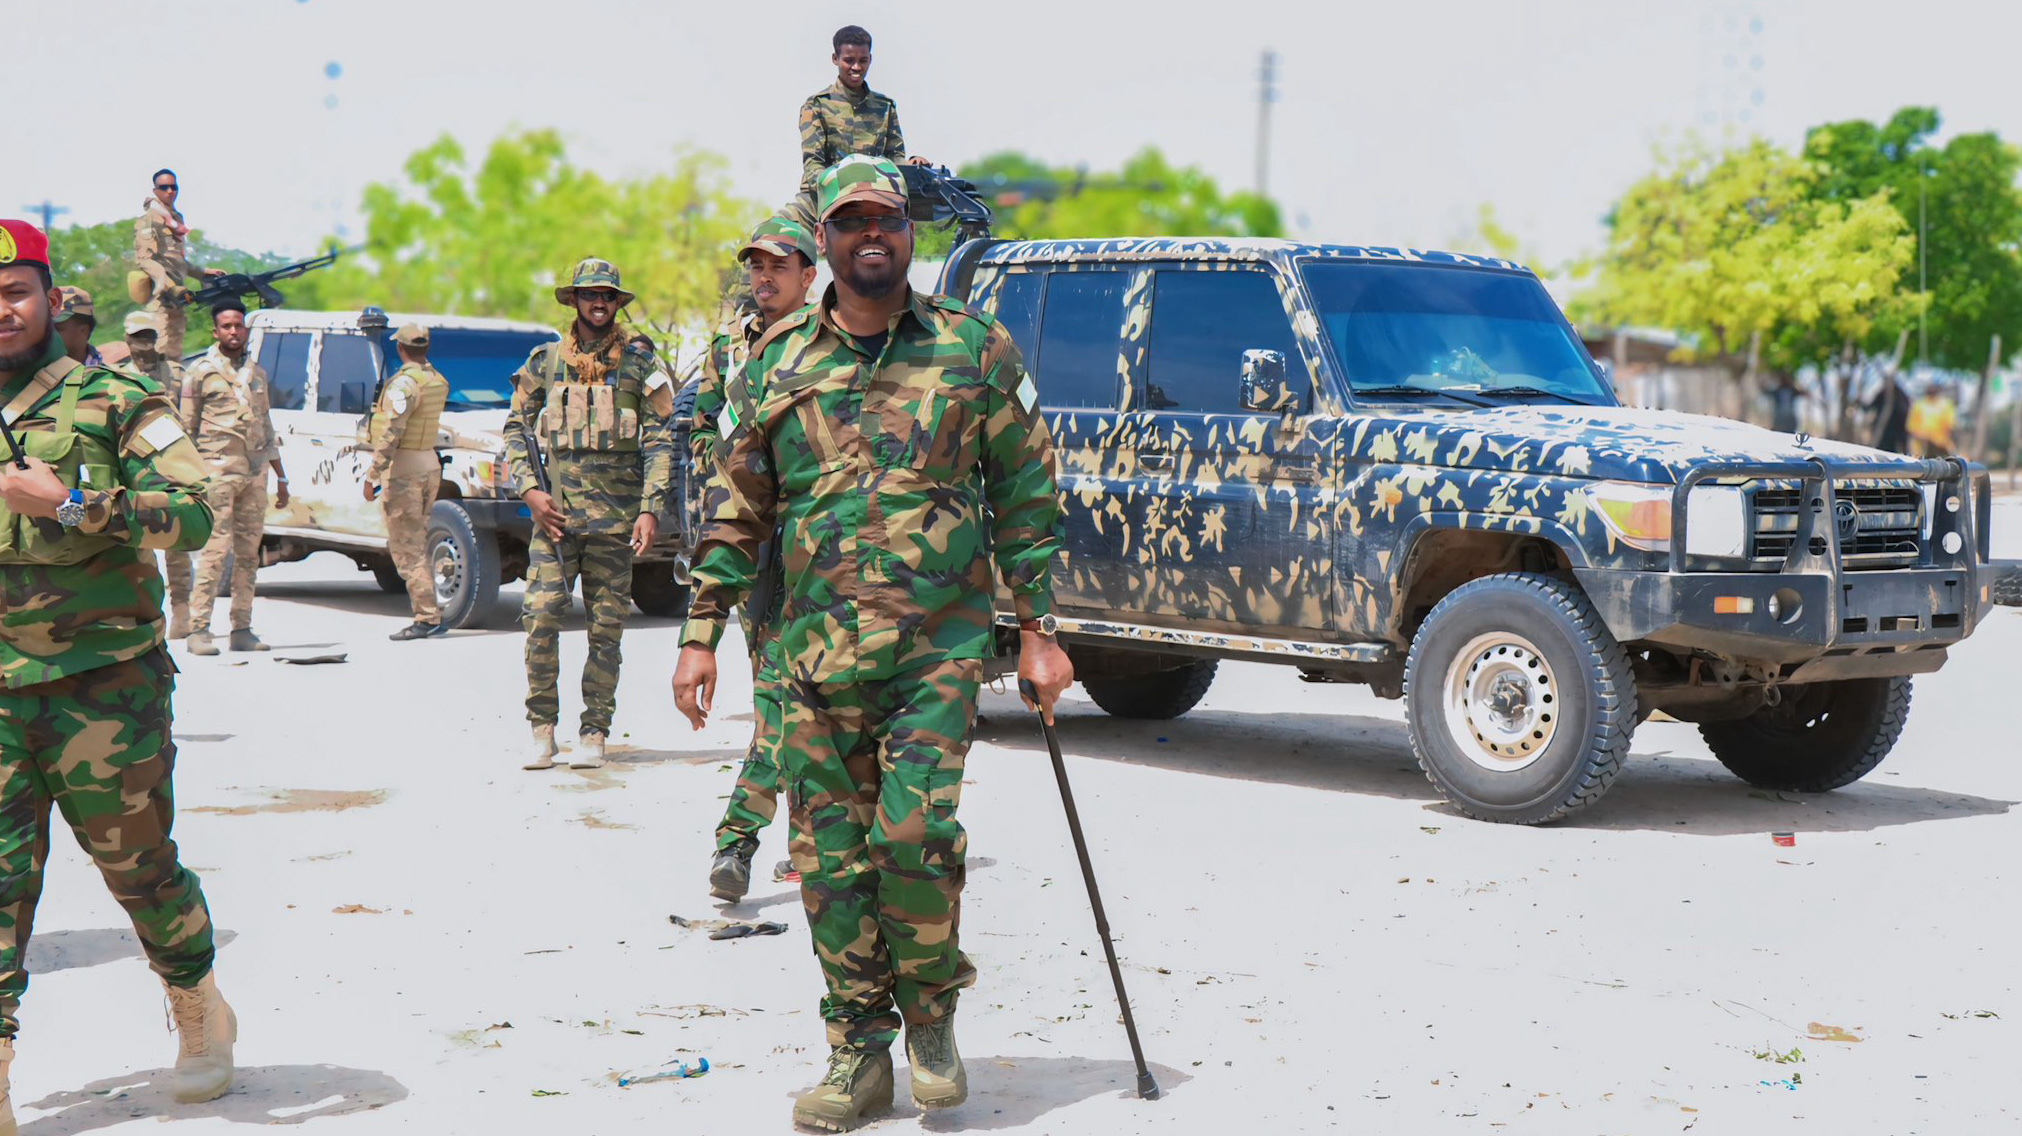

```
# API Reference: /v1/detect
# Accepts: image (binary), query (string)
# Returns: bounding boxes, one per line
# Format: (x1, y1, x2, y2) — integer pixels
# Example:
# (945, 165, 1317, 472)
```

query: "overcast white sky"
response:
(14, 0, 2022, 271)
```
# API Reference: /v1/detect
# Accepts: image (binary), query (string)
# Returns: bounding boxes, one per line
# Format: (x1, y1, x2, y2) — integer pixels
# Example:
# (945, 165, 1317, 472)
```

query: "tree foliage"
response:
(46, 220, 300, 355)
(1803, 107, 2022, 369)
(958, 147, 1283, 240)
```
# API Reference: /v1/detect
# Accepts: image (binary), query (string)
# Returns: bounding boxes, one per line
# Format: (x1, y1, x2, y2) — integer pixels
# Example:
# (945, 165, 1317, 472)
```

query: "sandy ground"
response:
(7, 503, 2020, 1136)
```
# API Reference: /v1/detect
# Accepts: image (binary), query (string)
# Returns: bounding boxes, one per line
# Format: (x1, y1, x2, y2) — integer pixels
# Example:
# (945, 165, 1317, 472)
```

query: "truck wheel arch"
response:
(1392, 517, 1586, 641)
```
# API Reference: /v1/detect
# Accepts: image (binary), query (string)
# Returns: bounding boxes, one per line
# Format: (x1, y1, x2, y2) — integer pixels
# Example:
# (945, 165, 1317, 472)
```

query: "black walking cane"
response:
(1020, 680, 1161, 1101)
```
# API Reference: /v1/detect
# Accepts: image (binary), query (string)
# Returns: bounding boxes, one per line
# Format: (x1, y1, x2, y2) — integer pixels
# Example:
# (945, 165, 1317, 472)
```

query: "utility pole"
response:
(1255, 49, 1279, 198)
(20, 200, 68, 231)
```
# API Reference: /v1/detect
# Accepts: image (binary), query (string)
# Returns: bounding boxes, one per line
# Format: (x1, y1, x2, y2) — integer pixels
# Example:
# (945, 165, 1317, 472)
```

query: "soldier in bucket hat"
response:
(503, 258, 675, 770)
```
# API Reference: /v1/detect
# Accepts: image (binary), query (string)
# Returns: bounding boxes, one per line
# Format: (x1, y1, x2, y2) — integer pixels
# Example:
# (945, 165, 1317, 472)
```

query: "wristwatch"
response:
(1018, 614, 1059, 638)
(55, 488, 86, 528)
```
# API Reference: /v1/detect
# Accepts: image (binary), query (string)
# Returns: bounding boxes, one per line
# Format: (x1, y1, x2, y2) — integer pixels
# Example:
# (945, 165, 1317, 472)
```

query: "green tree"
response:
(1804, 107, 2022, 371)
(957, 148, 1283, 240)
(292, 130, 761, 372)
(46, 219, 304, 355)
(1573, 136, 1919, 426)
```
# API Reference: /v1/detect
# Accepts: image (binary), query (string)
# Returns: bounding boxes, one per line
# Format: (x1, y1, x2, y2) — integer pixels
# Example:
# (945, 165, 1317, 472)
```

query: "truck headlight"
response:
(1584, 481, 1673, 552)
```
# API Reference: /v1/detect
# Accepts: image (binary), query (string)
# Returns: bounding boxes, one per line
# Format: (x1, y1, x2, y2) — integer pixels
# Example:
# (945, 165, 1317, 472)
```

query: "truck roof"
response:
(247, 309, 559, 336)
(975, 237, 1530, 274)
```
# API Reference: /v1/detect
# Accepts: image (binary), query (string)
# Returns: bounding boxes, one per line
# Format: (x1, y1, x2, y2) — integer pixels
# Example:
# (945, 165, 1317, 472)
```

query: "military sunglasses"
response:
(155, 181, 178, 191)
(824, 215, 911, 235)
(575, 289, 621, 303)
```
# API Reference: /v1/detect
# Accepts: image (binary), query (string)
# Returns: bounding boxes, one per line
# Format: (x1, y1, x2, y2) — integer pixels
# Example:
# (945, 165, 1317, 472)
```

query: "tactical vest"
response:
(538, 341, 642, 453)
(372, 364, 449, 450)
(0, 358, 124, 565)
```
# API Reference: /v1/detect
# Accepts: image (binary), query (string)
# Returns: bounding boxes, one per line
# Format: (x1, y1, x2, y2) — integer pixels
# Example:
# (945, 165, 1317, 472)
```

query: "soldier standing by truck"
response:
(672, 158, 1073, 1129)
(364, 324, 450, 641)
(119, 310, 197, 638)
(505, 259, 674, 771)
(130, 170, 223, 361)
(0, 220, 238, 1129)
(182, 300, 289, 656)
(696, 217, 818, 902)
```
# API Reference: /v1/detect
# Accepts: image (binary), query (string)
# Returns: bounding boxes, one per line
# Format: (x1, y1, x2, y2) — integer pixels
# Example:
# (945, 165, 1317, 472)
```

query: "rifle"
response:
(900, 165, 996, 250)
(180, 249, 342, 311)
(523, 419, 563, 538)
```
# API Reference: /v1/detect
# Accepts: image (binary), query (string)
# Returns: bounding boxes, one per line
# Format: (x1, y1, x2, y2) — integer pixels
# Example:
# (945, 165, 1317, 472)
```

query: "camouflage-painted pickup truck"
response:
(925, 235, 2009, 824)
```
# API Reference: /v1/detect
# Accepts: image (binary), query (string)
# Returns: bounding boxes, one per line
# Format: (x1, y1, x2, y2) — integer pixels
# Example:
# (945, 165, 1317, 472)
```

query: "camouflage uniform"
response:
(773, 80, 911, 237)
(0, 333, 219, 1041)
(119, 312, 195, 630)
(52, 287, 100, 367)
(504, 261, 675, 740)
(367, 346, 449, 626)
(131, 199, 202, 360)
(684, 161, 1061, 1053)
(182, 345, 279, 638)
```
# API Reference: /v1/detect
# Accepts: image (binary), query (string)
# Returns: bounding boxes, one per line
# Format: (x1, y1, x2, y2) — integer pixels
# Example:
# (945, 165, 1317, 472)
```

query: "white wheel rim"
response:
(432, 539, 464, 606)
(1442, 631, 1560, 772)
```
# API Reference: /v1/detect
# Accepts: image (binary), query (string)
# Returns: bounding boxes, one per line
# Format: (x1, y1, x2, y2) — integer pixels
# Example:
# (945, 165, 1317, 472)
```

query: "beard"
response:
(829, 245, 906, 301)
(0, 318, 54, 373)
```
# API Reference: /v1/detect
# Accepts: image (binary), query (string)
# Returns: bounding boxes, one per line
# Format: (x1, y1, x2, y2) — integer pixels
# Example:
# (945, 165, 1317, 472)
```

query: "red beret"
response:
(0, 220, 51, 271)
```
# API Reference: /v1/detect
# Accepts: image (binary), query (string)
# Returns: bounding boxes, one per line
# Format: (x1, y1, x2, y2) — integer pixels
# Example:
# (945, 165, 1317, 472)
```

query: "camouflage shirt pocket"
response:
(910, 387, 981, 476)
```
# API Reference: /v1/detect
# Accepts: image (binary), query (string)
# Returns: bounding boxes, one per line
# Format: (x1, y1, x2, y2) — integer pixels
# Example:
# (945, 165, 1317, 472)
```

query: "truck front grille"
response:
(1748, 484, 1923, 567)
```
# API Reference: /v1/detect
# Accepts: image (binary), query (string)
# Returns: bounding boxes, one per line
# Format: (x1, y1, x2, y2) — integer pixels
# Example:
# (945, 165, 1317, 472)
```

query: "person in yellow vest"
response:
(364, 324, 450, 641)
(1905, 381, 1957, 458)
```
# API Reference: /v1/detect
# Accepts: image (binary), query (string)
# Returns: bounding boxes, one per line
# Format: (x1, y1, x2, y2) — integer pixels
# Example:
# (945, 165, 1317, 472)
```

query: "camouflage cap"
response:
(815, 155, 908, 222)
(738, 217, 817, 265)
(54, 286, 94, 323)
(123, 309, 161, 336)
(554, 257, 636, 308)
(393, 322, 430, 347)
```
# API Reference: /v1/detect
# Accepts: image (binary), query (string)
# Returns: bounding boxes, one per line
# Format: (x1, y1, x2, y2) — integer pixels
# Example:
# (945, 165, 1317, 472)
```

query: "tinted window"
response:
(988, 273, 1044, 362)
(1300, 261, 1608, 404)
(317, 333, 381, 414)
(386, 328, 556, 411)
(1033, 271, 1126, 410)
(1144, 270, 1301, 413)
(265, 332, 311, 411)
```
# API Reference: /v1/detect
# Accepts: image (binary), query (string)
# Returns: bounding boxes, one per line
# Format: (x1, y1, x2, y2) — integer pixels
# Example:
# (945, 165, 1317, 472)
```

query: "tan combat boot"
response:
(524, 725, 559, 770)
(167, 605, 191, 640)
(792, 1046, 894, 1132)
(570, 732, 607, 769)
(2, 1036, 17, 1136)
(185, 631, 218, 656)
(163, 972, 236, 1103)
(905, 1018, 967, 1109)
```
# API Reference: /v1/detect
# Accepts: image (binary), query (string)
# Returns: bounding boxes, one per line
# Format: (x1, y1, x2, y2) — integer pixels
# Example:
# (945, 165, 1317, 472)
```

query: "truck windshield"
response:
(383, 328, 557, 411)
(1299, 261, 1611, 405)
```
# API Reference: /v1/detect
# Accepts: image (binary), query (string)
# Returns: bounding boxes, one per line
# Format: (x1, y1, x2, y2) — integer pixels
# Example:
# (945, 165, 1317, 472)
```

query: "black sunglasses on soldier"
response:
(825, 215, 910, 234)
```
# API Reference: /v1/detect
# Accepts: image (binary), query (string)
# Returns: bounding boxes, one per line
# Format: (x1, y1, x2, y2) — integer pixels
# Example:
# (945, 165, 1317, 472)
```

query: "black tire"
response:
(427, 502, 502, 630)
(1403, 573, 1638, 825)
(369, 558, 406, 595)
(1698, 677, 1910, 792)
(631, 562, 692, 618)
(1992, 562, 2022, 607)
(1083, 660, 1218, 719)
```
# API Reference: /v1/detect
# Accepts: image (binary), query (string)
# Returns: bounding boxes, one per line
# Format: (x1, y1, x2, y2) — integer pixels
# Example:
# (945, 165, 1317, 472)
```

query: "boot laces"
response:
(165, 986, 211, 1056)
(911, 1023, 952, 1068)
(820, 1048, 869, 1089)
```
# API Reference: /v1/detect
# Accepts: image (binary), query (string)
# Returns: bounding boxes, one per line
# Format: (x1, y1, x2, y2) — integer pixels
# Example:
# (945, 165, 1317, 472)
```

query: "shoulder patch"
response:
(138, 414, 189, 452)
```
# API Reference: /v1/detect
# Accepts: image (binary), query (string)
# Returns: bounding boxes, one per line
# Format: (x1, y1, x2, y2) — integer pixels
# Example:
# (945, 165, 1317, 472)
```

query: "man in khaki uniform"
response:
(52, 287, 103, 367)
(182, 300, 289, 656)
(119, 310, 198, 638)
(365, 324, 450, 641)
(131, 169, 222, 361)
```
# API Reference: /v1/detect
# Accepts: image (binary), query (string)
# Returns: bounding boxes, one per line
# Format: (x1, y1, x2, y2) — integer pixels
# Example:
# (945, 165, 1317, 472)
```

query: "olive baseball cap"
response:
(393, 323, 430, 347)
(54, 286, 94, 323)
(815, 155, 908, 222)
(738, 217, 817, 265)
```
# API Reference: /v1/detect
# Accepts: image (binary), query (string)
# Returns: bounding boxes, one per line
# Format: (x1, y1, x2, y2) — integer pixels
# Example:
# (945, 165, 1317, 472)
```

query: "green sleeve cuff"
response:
(679, 618, 724, 651)
(1011, 589, 1054, 621)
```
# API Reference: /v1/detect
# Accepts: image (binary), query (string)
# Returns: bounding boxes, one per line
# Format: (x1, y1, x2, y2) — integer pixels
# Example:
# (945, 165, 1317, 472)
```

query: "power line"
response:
(20, 200, 68, 231)
(1256, 49, 1279, 198)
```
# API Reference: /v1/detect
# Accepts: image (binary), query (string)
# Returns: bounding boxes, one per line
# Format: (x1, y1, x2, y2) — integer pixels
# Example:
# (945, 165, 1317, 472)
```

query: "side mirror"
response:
(1240, 349, 1300, 413)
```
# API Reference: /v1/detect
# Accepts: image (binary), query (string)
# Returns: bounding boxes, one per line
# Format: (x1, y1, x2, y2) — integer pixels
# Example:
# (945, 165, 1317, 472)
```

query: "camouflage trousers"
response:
(779, 657, 981, 1051)
(190, 474, 266, 635)
(160, 550, 191, 613)
(380, 473, 440, 624)
(144, 300, 187, 363)
(0, 650, 215, 1037)
(522, 532, 633, 737)
(714, 645, 783, 851)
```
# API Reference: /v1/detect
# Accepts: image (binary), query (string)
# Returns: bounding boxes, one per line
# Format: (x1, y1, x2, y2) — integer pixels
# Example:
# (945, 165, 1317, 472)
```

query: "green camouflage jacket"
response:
(0, 338, 216, 689)
(502, 327, 675, 537)
(799, 80, 907, 190)
(681, 288, 1060, 684)
(691, 310, 768, 466)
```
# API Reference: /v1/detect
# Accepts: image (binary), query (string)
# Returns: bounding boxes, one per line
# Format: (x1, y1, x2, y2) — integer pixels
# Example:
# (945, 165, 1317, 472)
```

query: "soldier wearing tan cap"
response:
(52, 287, 102, 367)
(121, 309, 199, 637)
(365, 324, 450, 640)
